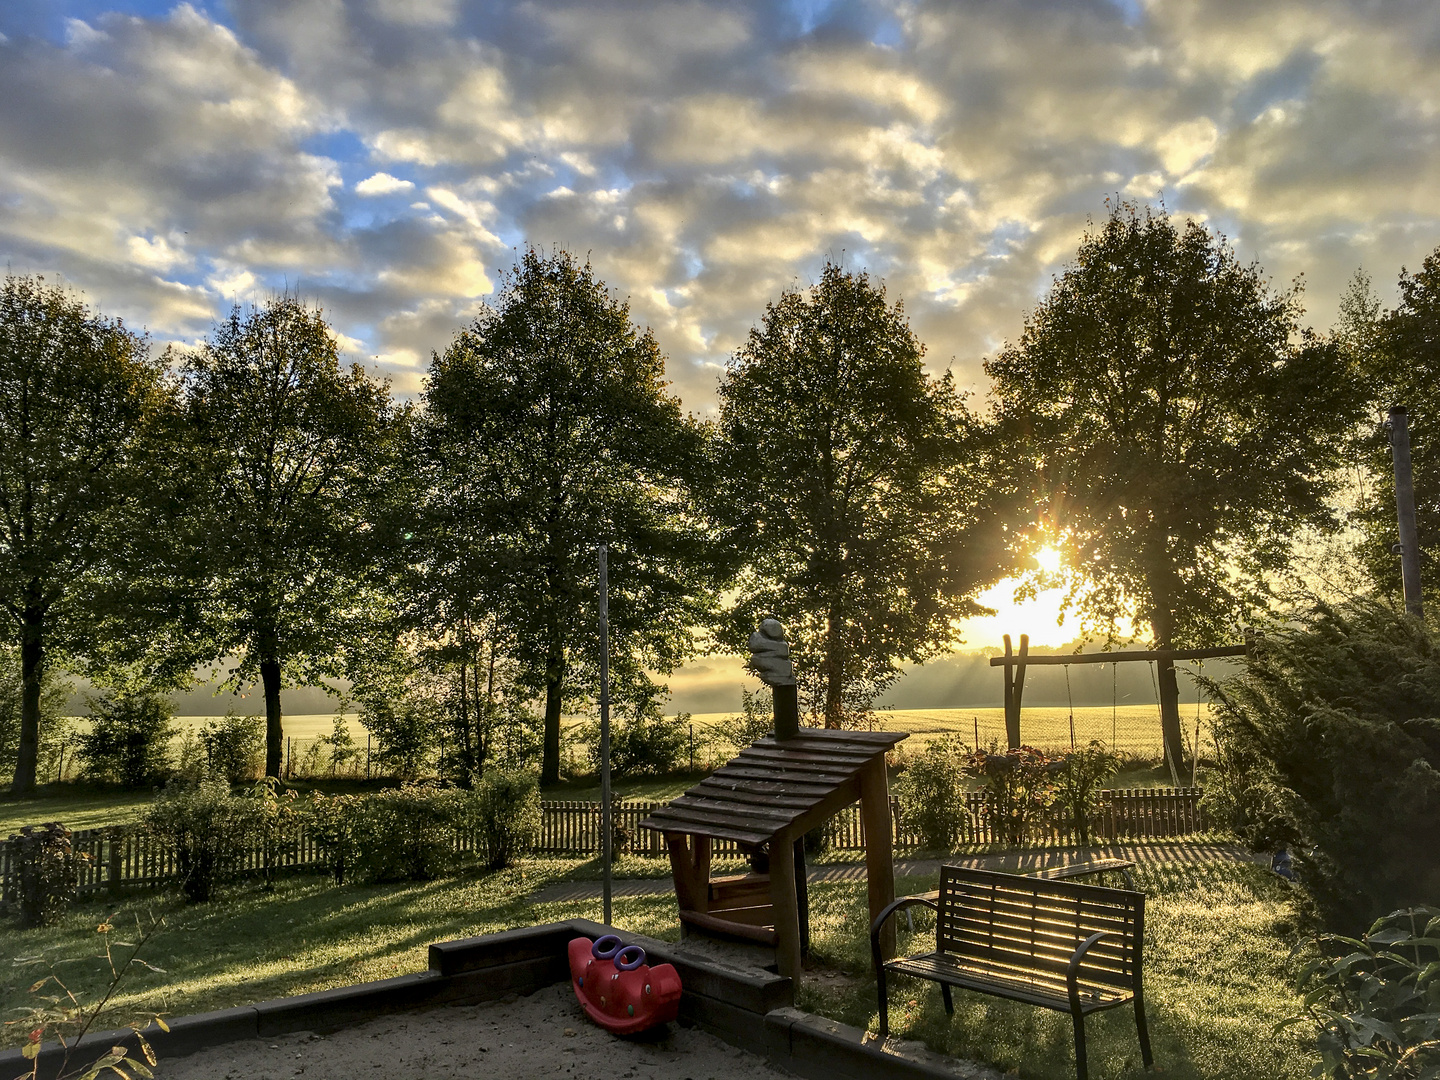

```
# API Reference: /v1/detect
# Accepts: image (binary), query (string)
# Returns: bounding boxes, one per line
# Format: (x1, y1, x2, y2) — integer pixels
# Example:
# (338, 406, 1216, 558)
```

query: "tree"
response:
(1352, 250, 1440, 598)
(181, 296, 402, 779)
(421, 248, 721, 785)
(985, 201, 1366, 768)
(715, 261, 1018, 727)
(0, 275, 173, 794)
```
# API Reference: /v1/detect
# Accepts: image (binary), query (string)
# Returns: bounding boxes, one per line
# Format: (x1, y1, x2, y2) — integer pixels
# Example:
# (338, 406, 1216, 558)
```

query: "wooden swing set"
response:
(990, 632, 1252, 778)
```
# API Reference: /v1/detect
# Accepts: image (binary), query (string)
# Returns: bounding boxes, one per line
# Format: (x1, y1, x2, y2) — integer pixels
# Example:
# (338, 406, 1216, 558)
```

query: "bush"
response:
(77, 689, 175, 786)
(1205, 596, 1440, 929)
(346, 785, 465, 883)
(964, 743, 1059, 847)
(894, 737, 970, 850)
(474, 768, 540, 869)
(145, 779, 266, 902)
(358, 698, 438, 781)
(712, 689, 774, 752)
(199, 714, 263, 783)
(1286, 906, 1440, 1079)
(582, 706, 689, 778)
(8, 823, 87, 927)
(1052, 741, 1122, 846)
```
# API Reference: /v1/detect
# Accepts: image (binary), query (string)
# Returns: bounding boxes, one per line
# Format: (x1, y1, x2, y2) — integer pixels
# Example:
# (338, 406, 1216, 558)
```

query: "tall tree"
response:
(421, 248, 720, 786)
(1352, 250, 1440, 597)
(0, 275, 173, 793)
(985, 201, 1365, 767)
(182, 296, 402, 779)
(715, 261, 1019, 727)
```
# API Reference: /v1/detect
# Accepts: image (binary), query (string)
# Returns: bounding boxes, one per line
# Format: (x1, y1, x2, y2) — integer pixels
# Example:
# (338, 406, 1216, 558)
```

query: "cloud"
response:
(355, 172, 416, 196)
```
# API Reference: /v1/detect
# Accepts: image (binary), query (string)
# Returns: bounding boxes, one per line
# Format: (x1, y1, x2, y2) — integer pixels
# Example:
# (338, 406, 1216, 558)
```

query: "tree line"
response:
(1, 199, 1432, 794)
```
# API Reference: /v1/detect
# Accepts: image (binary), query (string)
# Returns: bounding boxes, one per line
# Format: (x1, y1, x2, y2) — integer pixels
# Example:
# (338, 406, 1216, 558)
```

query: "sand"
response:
(154, 982, 792, 1080)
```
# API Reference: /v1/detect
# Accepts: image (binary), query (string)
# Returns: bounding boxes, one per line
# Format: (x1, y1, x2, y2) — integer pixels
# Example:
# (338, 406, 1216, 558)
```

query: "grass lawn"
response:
(0, 856, 1314, 1080)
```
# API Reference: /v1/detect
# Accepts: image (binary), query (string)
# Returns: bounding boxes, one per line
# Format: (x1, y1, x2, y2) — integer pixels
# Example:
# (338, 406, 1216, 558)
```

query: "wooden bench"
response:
(871, 866, 1152, 1080)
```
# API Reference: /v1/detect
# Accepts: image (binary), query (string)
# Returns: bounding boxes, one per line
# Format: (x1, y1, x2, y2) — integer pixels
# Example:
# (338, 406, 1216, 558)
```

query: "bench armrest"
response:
(1066, 931, 1117, 1011)
(870, 895, 939, 972)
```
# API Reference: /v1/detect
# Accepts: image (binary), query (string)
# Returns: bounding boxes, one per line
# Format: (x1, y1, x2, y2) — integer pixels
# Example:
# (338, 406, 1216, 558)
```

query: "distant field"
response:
(673, 704, 1216, 759)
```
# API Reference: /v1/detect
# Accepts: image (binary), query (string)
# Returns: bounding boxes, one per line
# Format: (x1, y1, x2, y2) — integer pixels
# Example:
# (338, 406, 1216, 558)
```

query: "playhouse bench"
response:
(871, 866, 1153, 1080)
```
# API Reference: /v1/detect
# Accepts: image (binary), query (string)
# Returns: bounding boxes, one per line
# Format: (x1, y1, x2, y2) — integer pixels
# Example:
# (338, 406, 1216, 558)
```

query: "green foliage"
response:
(893, 737, 969, 850)
(179, 294, 404, 779)
(317, 714, 358, 776)
(7, 823, 87, 928)
(715, 261, 1016, 726)
(474, 768, 541, 870)
(1285, 907, 1440, 1079)
(0, 274, 174, 794)
(964, 744, 1059, 847)
(1051, 741, 1122, 846)
(420, 248, 723, 784)
(711, 688, 774, 753)
(1204, 596, 1440, 929)
(198, 714, 263, 784)
(344, 785, 467, 884)
(356, 670, 442, 781)
(144, 779, 266, 903)
(985, 200, 1366, 647)
(580, 696, 689, 778)
(76, 689, 175, 787)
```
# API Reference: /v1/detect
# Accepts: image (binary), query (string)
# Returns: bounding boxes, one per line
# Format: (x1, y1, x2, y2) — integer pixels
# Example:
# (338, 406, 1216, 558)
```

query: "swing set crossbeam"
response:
(987, 644, 1248, 667)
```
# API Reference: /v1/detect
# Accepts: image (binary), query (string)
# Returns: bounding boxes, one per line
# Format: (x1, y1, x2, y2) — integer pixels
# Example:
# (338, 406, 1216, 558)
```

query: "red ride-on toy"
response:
(568, 935, 682, 1035)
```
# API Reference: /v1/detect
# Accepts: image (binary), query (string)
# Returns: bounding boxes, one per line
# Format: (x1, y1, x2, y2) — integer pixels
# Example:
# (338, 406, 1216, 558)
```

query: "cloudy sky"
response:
(5, 0, 1439, 708)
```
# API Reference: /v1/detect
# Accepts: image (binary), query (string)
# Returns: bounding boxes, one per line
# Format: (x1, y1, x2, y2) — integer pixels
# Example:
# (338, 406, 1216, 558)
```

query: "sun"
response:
(1034, 544, 1063, 574)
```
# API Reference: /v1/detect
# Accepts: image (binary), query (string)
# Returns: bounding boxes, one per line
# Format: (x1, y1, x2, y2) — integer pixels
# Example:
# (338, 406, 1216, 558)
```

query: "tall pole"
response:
(1389, 406, 1424, 618)
(599, 544, 612, 925)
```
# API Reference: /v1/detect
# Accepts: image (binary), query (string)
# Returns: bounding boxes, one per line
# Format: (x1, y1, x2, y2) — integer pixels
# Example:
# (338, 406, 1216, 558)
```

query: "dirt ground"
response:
(154, 982, 791, 1080)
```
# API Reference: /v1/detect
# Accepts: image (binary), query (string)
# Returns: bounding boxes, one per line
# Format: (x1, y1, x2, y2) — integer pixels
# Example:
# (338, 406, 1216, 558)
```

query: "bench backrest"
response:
(937, 866, 1144, 993)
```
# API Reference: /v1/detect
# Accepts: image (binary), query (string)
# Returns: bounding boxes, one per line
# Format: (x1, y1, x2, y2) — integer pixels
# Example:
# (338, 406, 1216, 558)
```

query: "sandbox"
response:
(1, 919, 997, 1080)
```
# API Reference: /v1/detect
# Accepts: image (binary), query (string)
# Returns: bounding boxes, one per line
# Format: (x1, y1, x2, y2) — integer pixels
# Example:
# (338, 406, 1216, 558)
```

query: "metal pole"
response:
(599, 544, 612, 926)
(1389, 406, 1424, 617)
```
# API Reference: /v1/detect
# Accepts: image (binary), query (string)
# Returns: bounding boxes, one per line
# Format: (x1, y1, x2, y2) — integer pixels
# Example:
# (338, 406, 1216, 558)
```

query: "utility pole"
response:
(599, 544, 613, 926)
(1389, 406, 1424, 617)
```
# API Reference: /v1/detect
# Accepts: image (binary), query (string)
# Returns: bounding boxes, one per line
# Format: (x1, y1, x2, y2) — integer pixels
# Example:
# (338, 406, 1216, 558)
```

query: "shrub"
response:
(76, 689, 175, 786)
(1052, 741, 1122, 846)
(1285, 906, 1440, 1079)
(306, 791, 362, 884)
(894, 737, 970, 850)
(713, 689, 774, 752)
(359, 698, 438, 780)
(582, 706, 689, 777)
(9, 823, 87, 927)
(200, 714, 264, 783)
(1204, 596, 1440, 929)
(964, 743, 1059, 847)
(318, 715, 358, 776)
(347, 785, 463, 883)
(474, 768, 540, 869)
(145, 779, 265, 902)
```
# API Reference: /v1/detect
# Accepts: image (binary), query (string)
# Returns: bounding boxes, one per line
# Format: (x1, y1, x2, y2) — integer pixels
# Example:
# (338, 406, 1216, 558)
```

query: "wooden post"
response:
(774, 683, 799, 741)
(1002, 635, 1016, 749)
(793, 838, 810, 960)
(1157, 658, 1185, 783)
(1005, 634, 1029, 750)
(770, 830, 803, 978)
(1390, 406, 1424, 617)
(599, 544, 612, 925)
(861, 757, 897, 959)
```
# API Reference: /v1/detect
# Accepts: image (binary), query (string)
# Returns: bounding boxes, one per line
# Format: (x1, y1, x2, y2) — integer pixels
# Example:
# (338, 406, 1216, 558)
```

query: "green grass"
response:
(0, 856, 1313, 1080)
(798, 860, 1313, 1080)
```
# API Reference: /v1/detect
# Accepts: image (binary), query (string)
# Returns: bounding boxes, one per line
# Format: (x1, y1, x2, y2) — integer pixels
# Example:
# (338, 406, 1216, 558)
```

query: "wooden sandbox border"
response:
(0, 918, 984, 1080)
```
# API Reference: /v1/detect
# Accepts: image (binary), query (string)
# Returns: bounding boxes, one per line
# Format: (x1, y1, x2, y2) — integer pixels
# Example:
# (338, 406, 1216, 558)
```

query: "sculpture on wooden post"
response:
(749, 618, 799, 740)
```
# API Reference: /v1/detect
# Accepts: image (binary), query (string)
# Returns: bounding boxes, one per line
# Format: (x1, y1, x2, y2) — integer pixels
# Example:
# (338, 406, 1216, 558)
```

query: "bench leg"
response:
(1135, 989, 1154, 1068)
(941, 983, 953, 1015)
(1071, 1009, 1088, 1080)
(876, 965, 890, 1039)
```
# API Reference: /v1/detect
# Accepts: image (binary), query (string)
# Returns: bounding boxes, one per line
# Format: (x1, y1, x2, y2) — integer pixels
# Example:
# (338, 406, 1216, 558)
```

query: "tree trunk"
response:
(541, 636, 565, 786)
(824, 605, 844, 729)
(10, 602, 45, 795)
(260, 649, 284, 781)
(1147, 579, 1186, 781)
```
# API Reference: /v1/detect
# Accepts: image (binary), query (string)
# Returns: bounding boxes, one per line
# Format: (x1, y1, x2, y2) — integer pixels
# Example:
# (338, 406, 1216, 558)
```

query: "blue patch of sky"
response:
(984, 220, 1033, 260)
(1103, 0, 1145, 28)
(1, 0, 232, 45)
(784, 0, 838, 37)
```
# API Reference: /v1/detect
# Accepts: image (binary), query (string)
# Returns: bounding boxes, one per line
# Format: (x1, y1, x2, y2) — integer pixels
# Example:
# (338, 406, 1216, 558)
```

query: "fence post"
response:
(108, 828, 124, 897)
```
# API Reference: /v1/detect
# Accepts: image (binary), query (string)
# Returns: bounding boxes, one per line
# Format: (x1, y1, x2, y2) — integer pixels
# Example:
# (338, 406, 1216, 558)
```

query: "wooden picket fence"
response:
(1, 787, 1207, 904)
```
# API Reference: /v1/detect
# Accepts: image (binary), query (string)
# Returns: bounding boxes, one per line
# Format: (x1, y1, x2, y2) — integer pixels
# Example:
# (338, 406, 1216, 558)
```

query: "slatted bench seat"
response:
(871, 866, 1153, 1080)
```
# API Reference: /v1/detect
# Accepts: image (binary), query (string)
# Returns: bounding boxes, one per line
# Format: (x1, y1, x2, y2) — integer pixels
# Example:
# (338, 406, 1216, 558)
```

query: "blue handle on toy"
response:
(615, 945, 647, 971)
(592, 935, 623, 960)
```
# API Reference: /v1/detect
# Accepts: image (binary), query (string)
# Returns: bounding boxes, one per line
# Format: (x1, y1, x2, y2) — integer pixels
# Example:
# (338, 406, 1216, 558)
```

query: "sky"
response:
(5, 0, 1440, 709)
